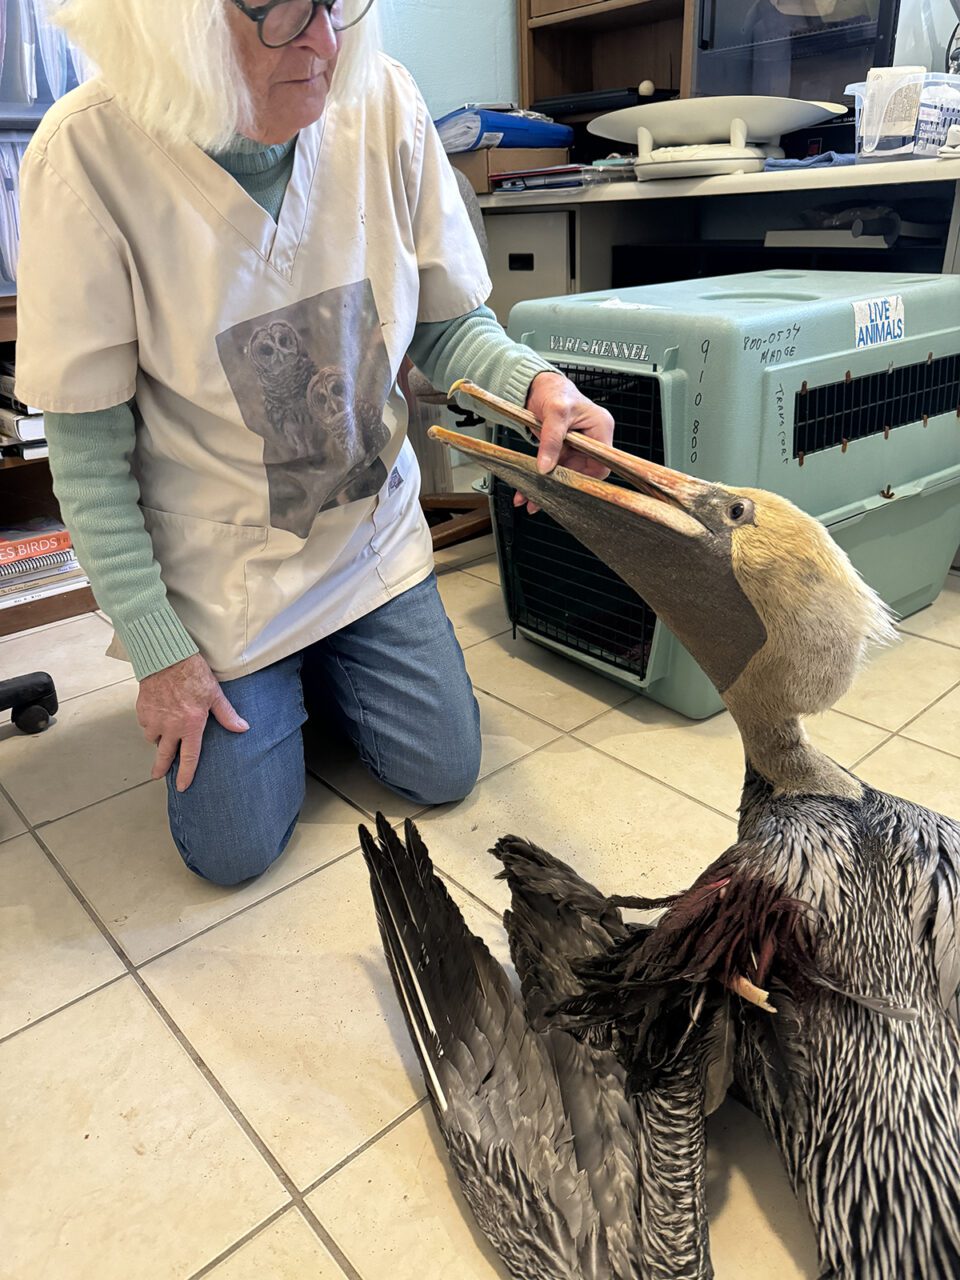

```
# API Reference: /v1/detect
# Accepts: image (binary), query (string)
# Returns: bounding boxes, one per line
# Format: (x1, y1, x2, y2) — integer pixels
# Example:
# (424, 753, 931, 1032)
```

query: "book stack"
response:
(0, 362, 46, 459)
(0, 517, 88, 612)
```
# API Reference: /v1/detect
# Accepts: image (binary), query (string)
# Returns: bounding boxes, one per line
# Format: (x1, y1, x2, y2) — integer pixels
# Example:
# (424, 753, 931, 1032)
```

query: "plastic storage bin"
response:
(846, 70, 960, 162)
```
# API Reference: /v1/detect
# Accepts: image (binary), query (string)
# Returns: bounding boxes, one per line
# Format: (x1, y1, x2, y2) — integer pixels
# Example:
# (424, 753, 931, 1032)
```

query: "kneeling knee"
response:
(180, 842, 278, 887)
(187, 847, 279, 887)
(403, 739, 482, 807)
(173, 816, 299, 887)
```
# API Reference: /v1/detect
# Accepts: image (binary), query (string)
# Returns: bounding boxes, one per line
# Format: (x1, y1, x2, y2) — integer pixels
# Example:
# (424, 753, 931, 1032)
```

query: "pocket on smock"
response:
(140, 505, 267, 675)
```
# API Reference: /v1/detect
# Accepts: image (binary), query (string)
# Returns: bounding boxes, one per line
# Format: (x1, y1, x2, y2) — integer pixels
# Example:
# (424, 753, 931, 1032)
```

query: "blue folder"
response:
(434, 107, 573, 154)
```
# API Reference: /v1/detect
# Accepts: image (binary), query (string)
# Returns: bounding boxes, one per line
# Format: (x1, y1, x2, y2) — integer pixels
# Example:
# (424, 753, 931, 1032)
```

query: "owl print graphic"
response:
(216, 279, 393, 538)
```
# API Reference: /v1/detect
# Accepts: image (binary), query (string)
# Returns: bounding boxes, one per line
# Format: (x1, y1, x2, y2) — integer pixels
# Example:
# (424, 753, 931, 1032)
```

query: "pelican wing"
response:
(359, 815, 644, 1280)
(491, 835, 633, 1033)
(552, 850, 818, 1100)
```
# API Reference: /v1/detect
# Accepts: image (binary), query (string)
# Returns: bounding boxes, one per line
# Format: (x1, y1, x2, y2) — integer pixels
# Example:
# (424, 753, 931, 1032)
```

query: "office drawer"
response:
(484, 210, 573, 326)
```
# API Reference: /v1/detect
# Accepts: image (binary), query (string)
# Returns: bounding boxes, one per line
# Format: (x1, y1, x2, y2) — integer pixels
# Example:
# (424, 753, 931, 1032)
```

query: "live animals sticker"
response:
(853, 295, 904, 349)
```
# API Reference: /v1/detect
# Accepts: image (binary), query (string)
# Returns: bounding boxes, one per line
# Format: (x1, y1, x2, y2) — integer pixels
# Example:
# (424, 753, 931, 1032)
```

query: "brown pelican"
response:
(359, 814, 714, 1279)
(423, 396, 960, 1280)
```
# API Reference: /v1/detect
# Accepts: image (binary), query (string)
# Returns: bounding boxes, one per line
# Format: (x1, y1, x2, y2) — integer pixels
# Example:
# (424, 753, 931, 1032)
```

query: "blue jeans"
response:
(165, 573, 481, 886)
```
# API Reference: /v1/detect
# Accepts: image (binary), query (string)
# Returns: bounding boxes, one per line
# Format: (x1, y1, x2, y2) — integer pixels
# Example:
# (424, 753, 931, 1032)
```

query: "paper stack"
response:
(0, 361, 45, 458)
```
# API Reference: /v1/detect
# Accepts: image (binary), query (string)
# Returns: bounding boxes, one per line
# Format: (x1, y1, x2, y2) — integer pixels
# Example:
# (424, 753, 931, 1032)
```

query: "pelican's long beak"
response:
(427, 423, 767, 695)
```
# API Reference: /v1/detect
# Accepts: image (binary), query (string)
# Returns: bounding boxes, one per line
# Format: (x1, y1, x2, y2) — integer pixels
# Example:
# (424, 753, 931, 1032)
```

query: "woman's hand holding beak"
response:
(519, 371, 614, 514)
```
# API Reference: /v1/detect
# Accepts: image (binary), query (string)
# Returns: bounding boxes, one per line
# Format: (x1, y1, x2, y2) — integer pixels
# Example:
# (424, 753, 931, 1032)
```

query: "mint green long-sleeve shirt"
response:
(43, 136, 553, 678)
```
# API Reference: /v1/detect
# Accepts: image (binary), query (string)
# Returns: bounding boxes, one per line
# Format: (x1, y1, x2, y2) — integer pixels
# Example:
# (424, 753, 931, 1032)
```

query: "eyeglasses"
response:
(231, 0, 376, 49)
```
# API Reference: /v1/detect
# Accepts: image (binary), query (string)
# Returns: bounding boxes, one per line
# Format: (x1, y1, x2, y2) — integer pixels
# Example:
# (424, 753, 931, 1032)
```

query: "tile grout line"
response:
(894, 675, 960, 735)
(460, 566, 499, 585)
(0, 613, 94, 644)
(837, 678, 960, 769)
(186, 1203, 293, 1280)
(0, 971, 128, 1048)
(562, 694, 640, 735)
(2, 834, 368, 1013)
(435, 866, 506, 925)
(896, 625, 960, 653)
(827, 704, 910, 733)
(17, 826, 368, 1280)
(187, 1202, 362, 1280)
(434, 548, 496, 576)
(10, 774, 157, 834)
(0, 775, 38, 842)
(847, 730, 898, 773)
(135, 843, 364, 969)
(568, 734, 741, 825)
(890, 731, 960, 767)
(303, 763, 430, 826)
(262, 1196, 362, 1280)
(470, 679, 631, 737)
(51, 675, 134, 707)
(299, 1098, 429, 1199)
(460, 624, 513, 651)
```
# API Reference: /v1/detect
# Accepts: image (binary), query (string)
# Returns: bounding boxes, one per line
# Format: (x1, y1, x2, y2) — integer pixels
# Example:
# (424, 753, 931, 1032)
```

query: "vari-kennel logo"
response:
(548, 334, 650, 361)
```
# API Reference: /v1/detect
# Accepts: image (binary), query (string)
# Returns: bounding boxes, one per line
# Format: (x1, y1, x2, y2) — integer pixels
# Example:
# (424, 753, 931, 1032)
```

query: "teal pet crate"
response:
(494, 270, 960, 719)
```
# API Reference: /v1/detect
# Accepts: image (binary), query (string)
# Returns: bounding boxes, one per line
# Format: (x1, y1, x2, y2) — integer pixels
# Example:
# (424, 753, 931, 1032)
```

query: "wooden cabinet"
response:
(0, 297, 15, 343)
(518, 0, 693, 110)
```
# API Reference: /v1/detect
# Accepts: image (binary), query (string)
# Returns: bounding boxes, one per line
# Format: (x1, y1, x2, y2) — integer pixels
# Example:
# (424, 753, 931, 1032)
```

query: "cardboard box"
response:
(450, 148, 570, 194)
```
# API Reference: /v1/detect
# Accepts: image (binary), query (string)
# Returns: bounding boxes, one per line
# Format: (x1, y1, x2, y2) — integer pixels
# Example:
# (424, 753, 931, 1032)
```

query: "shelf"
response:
(0, 584, 98, 638)
(519, 0, 690, 112)
(479, 156, 960, 208)
(529, 0, 681, 31)
(0, 102, 50, 128)
(0, 455, 45, 472)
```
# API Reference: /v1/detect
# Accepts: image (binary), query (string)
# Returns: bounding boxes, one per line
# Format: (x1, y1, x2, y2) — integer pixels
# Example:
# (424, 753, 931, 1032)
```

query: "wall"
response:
(379, 0, 519, 118)
(895, 0, 960, 70)
(376, 0, 960, 117)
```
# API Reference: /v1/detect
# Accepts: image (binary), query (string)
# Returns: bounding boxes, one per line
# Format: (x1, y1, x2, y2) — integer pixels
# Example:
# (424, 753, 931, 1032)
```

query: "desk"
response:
(477, 157, 960, 322)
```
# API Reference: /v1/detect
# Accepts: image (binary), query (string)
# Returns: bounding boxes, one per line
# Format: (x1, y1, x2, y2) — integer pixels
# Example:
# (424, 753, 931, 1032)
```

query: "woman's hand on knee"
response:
(137, 653, 249, 793)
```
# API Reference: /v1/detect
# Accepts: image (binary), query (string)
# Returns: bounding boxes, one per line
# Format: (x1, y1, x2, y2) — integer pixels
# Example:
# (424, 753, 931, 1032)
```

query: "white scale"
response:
(589, 96, 848, 181)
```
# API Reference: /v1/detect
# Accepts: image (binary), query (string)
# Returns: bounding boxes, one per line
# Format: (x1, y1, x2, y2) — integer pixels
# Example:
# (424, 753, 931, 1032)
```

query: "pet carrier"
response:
(492, 270, 960, 719)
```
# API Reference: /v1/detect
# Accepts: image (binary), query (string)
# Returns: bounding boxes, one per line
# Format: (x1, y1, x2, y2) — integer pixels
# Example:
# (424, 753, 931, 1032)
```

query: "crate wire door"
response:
(493, 363, 664, 682)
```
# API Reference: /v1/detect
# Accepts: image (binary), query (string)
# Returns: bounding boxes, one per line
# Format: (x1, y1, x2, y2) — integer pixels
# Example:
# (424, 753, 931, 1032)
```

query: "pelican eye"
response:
(729, 502, 746, 520)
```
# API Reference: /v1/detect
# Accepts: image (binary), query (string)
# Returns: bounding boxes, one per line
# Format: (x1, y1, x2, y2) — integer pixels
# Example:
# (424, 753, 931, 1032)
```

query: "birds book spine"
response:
(0, 520, 73, 566)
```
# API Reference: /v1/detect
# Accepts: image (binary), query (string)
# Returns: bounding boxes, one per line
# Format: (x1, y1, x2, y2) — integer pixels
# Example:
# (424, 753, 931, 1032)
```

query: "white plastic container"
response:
(847, 69, 960, 162)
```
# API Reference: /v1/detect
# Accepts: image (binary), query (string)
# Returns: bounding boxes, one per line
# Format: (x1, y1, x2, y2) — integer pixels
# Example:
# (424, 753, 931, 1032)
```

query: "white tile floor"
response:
(1, 558, 958, 1280)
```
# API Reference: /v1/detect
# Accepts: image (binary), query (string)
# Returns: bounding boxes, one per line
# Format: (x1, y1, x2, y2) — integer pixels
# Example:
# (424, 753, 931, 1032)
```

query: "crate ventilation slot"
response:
(794, 351, 960, 458)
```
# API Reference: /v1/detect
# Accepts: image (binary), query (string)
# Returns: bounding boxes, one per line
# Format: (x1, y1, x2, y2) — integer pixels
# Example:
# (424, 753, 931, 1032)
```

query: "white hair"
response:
(50, 0, 382, 150)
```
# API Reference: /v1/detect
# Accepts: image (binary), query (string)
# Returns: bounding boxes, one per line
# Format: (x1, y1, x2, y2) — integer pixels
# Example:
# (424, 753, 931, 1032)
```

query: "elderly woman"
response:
(14, 0, 613, 885)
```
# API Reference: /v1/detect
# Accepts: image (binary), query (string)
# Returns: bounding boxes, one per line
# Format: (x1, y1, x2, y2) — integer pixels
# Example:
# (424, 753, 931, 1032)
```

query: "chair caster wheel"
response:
(1, 672, 59, 733)
(12, 703, 51, 734)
